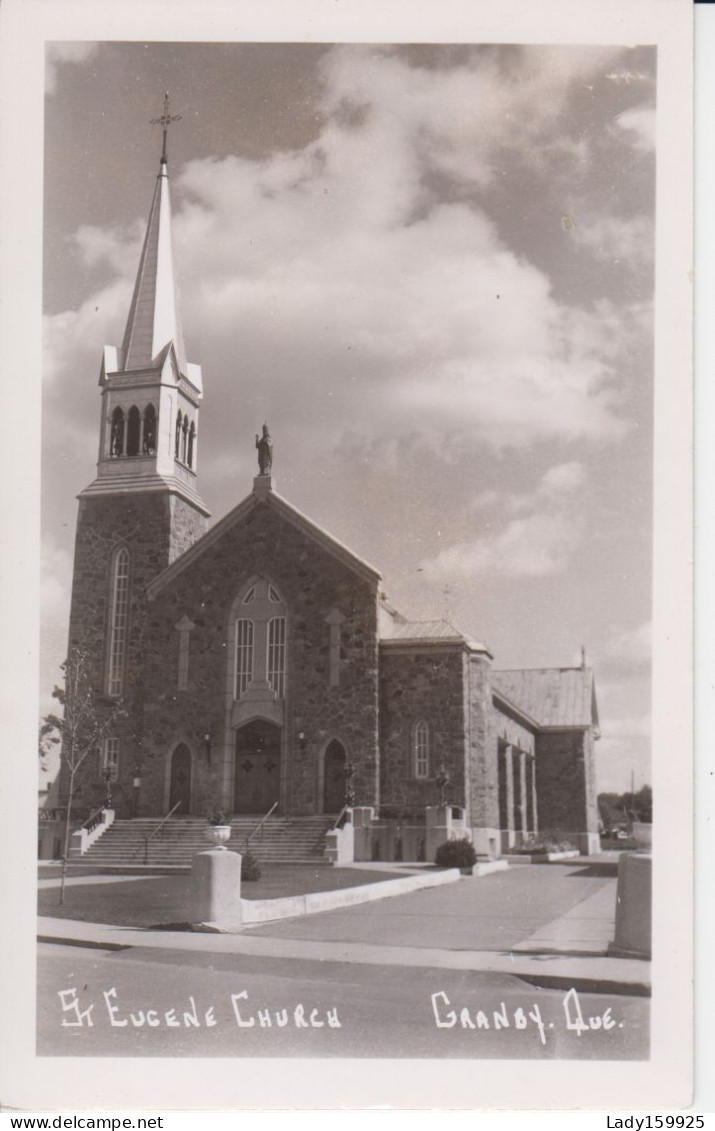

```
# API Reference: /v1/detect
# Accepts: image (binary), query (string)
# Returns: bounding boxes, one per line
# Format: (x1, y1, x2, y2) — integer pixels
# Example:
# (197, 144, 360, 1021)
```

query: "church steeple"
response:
(81, 97, 208, 520)
(120, 95, 190, 377)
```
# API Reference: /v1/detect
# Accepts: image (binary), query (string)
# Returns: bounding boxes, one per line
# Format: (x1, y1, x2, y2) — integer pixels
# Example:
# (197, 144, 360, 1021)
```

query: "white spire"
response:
(120, 161, 188, 375)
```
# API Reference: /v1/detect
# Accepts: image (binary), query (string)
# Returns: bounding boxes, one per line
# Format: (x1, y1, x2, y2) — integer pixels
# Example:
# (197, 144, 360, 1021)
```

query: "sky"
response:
(41, 40, 656, 794)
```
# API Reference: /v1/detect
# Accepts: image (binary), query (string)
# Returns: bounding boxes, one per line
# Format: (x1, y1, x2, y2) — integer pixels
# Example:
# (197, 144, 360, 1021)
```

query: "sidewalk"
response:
(37, 861, 650, 997)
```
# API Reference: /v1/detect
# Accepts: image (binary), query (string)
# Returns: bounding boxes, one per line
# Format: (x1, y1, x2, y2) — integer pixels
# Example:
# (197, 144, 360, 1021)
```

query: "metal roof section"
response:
(492, 667, 599, 731)
(380, 618, 492, 655)
(147, 476, 382, 599)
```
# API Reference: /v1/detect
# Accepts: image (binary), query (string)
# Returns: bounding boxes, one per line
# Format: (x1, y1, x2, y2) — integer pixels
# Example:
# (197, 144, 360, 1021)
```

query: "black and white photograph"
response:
(0, 0, 693, 1114)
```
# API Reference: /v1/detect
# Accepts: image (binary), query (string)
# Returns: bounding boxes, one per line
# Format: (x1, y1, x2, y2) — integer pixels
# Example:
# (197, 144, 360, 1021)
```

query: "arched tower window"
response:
(126, 406, 141, 456)
(187, 421, 195, 469)
(175, 411, 182, 460)
(143, 404, 157, 454)
(107, 548, 130, 697)
(110, 408, 125, 457)
(181, 416, 189, 464)
(231, 578, 287, 701)
(413, 721, 430, 779)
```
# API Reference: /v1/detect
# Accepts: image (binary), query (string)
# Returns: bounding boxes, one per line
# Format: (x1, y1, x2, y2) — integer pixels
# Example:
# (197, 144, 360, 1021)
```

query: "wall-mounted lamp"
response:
(203, 733, 213, 763)
(297, 731, 307, 752)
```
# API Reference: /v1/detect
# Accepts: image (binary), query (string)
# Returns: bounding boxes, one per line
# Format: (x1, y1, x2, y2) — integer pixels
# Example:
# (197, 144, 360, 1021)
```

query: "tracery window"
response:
(232, 579, 287, 701)
(414, 721, 430, 779)
(267, 616, 286, 698)
(234, 618, 254, 698)
(107, 548, 130, 697)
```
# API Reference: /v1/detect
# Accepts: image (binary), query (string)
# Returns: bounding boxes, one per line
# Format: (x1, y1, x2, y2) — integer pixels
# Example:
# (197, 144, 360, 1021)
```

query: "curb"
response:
(242, 866, 463, 923)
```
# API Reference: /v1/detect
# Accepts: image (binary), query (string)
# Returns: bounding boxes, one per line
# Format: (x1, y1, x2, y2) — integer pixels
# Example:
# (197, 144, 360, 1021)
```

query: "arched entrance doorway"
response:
(169, 744, 192, 815)
(234, 720, 282, 814)
(323, 739, 347, 813)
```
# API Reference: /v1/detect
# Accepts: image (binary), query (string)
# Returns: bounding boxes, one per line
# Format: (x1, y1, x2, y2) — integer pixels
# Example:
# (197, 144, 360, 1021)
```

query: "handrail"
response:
(332, 805, 350, 830)
(82, 807, 106, 833)
(243, 801, 278, 850)
(143, 800, 182, 864)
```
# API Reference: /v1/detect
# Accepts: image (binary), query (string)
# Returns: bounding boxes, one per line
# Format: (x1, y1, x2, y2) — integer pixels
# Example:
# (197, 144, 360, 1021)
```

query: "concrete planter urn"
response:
(203, 824, 232, 849)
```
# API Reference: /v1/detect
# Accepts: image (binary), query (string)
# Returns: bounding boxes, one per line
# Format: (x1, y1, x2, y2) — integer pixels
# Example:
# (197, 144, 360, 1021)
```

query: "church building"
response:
(57, 125, 601, 858)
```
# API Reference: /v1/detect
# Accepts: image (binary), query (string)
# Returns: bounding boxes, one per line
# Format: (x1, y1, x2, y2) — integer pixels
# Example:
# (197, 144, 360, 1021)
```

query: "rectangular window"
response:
(414, 722, 429, 779)
(267, 616, 286, 698)
(100, 737, 120, 782)
(234, 618, 254, 698)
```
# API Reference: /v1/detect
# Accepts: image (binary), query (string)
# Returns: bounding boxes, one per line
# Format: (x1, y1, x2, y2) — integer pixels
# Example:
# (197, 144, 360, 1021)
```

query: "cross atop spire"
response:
(151, 92, 181, 165)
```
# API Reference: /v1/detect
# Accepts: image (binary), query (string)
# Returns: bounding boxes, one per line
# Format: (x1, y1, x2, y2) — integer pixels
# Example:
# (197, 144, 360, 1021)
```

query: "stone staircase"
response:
(80, 815, 337, 869)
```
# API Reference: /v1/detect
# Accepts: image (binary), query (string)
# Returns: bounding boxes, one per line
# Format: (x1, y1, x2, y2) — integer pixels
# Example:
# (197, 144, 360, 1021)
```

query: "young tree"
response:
(42, 648, 126, 903)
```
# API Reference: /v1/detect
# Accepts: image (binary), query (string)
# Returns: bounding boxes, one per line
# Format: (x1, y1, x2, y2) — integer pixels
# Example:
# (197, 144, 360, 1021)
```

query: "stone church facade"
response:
(57, 139, 601, 857)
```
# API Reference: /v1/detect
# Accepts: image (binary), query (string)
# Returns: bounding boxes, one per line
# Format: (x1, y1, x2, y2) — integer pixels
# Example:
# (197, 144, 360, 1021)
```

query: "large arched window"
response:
(126, 406, 141, 456)
(107, 548, 130, 696)
(143, 404, 156, 454)
(175, 411, 182, 459)
(181, 416, 188, 464)
(110, 407, 124, 457)
(232, 578, 287, 701)
(413, 721, 430, 779)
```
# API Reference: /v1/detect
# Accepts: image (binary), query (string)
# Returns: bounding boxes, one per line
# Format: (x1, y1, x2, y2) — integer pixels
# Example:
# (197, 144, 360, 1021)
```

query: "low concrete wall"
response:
(609, 853, 651, 959)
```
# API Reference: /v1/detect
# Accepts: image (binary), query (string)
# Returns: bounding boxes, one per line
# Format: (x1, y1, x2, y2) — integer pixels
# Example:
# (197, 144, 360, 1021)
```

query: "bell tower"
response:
(80, 93, 209, 534)
(61, 99, 209, 815)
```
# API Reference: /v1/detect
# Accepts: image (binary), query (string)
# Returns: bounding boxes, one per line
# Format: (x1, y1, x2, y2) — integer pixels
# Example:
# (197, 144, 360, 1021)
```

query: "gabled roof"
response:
(120, 161, 189, 378)
(380, 618, 491, 654)
(492, 667, 599, 731)
(147, 477, 381, 599)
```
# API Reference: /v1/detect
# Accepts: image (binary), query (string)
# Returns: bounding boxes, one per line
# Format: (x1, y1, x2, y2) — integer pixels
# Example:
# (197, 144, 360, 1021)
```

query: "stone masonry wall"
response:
(465, 654, 498, 831)
(378, 646, 467, 815)
(534, 729, 589, 836)
(140, 497, 380, 817)
(58, 490, 207, 818)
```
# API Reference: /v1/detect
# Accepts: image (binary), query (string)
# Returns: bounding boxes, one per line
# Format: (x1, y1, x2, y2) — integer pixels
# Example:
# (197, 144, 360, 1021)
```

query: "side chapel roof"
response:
(492, 666, 599, 732)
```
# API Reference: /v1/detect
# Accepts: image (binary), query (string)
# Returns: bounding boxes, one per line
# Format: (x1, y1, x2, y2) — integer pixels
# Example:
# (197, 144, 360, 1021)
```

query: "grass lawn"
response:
(37, 866, 400, 928)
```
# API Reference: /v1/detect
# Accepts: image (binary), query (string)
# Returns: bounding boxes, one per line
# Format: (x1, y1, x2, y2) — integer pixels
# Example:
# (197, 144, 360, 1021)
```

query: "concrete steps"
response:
(81, 816, 337, 867)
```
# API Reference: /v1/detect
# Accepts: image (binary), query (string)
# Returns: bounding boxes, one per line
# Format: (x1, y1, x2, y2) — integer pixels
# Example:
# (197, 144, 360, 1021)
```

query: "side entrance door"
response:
(234, 720, 282, 814)
(169, 743, 192, 815)
(323, 739, 346, 813)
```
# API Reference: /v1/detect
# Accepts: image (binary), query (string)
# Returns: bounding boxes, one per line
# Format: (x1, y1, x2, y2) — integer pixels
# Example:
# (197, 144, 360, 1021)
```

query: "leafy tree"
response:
(42, 648, 126, 903)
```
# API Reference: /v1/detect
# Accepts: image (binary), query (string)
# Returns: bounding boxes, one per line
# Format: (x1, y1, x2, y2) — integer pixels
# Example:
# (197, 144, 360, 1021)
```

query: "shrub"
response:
(434, 837, 477, 869)
(241, 849, 261, 882)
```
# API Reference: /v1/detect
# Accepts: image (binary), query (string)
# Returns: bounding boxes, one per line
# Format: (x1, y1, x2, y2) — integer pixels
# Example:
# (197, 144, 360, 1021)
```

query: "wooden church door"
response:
(169, 744, 192, 815)
(234, 720, 282, 814)
(323, 739, 346, 813)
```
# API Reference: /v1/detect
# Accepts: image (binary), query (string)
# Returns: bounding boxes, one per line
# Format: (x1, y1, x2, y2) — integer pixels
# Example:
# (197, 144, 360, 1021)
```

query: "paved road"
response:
(38, 941, 648, 1059)
(247, 863, 616, 953)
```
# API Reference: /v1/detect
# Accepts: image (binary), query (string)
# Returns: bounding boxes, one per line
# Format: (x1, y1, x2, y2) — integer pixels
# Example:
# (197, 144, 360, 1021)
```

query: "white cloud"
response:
(607, 621, 652, 664)
(46, 46, 643, 464)
(45, 42, 98, 96)
(614, 105, 656, 152)
(420, 462, 585, 580)
(570, 213, 654, 268)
